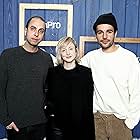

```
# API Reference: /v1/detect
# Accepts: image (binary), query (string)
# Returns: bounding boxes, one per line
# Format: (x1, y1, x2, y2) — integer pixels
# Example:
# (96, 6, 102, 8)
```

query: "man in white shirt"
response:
(81, 13, 140, 140)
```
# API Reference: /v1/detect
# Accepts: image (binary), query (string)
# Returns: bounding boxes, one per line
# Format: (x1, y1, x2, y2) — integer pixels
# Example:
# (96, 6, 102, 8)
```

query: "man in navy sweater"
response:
(0, 16, 53, 140)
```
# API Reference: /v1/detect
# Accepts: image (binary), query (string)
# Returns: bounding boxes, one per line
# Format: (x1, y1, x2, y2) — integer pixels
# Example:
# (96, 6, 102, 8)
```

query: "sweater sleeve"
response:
(0, 51, 12, 126)
(86, 68, 95, 139)
(80, 53, 90, 68)
(125, 57, 140, 129)
(87, 68, 94, 111)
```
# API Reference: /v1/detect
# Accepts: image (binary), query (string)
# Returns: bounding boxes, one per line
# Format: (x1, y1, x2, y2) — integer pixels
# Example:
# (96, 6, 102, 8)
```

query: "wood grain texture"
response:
(0, 0, 140, 58)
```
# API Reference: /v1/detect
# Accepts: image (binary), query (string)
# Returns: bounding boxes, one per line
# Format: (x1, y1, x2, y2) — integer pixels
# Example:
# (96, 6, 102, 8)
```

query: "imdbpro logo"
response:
(46, 21, 61, 29)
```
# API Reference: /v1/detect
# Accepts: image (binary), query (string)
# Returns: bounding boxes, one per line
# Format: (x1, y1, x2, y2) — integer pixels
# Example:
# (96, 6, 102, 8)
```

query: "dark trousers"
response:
(7, 123, 47, 140)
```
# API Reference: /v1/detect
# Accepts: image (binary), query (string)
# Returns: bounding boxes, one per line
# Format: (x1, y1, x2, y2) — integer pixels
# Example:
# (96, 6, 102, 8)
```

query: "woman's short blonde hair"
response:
(56, 37, 80, 64)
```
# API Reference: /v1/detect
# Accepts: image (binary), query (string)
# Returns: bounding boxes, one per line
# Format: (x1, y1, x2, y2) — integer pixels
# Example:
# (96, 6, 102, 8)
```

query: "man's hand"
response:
(6, 122, 19, 132)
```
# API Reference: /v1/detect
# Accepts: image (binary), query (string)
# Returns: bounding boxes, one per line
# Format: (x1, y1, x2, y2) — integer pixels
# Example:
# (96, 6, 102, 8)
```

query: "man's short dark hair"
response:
(25, 16, 46, 29)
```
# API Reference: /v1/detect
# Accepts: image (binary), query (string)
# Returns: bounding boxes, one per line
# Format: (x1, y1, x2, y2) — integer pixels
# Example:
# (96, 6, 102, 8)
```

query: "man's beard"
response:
(99, 39, 114, 50)
(101, 42, 113, 50)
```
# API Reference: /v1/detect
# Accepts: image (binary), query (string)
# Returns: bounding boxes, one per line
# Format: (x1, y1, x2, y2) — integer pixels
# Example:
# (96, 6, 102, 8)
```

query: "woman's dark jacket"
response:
(47, 64, 95, 140)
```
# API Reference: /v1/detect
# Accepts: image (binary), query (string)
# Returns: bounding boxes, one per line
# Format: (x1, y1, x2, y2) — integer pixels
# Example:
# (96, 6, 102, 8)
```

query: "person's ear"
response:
(115, 31, 117, 37)
(24, 27, 27, 39)
(42, 32, 45, 41)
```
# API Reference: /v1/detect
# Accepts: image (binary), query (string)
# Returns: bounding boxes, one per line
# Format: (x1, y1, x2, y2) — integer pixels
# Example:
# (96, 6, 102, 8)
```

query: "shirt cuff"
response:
(125, 118, 139, 129)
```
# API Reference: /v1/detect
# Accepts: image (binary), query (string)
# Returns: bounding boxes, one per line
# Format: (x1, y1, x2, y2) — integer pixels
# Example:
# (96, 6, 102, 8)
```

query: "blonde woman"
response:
(46, 37, 95, 140)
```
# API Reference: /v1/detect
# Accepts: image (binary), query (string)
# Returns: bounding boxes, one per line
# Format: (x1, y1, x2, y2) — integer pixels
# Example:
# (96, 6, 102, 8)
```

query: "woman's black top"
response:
(47, 64, 95, 140)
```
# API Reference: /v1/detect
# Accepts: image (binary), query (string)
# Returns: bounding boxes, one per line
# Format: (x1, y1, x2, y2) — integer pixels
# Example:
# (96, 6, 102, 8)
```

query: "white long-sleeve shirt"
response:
(81, 45, 140, 129)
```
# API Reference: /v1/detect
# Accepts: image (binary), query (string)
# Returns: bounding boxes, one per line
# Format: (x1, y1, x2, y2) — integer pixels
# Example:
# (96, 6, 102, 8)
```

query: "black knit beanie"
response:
(93, 13, 118, 32)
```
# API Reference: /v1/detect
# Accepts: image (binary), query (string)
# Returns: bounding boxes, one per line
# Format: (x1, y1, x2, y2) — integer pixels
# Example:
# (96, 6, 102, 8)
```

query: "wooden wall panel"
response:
(73, 0, 86, 44)
(1, 0, 140, 138)
(112, 0, 126, 37)
(99, 0, 112, 14)
(0, 0, 4, 53)
(137, 1, 140, 56)
(3, 0, 19, 49)
(113, 0, 140, 56)
(0, 0, 140, 57)
(124, 0, 139, 54)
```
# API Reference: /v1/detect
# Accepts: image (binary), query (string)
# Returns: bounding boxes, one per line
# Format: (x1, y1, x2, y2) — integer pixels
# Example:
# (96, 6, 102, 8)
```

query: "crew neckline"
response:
(99, 45, 121, 55)
(20, 46, 40, 55)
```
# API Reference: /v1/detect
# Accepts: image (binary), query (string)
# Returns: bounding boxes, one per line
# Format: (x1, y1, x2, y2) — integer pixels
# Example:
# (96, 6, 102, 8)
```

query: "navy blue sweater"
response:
(0, 46, 53, 128)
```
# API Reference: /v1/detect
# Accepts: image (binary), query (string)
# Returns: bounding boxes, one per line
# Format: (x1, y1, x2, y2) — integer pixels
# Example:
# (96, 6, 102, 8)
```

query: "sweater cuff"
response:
(125, 118, 139, 129)
(2, 118, 13, 127)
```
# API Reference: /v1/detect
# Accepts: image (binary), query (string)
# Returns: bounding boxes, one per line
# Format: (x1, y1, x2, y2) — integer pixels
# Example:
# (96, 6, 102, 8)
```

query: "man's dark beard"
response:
(102, 42, 113, 50)
(98, 39, 114, 51)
